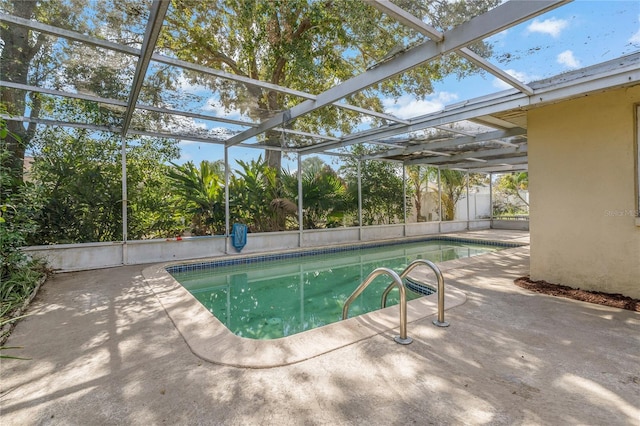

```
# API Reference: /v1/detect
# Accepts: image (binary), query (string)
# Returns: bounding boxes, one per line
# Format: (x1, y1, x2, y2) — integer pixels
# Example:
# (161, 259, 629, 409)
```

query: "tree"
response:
(25, 125, 180, 244)
(0, 0, 184, 244)
(0, 0, 178, 190)
(0, 0, 500, 240)
(432, 170, 488, 221)
(167, 160, 226, 235)
(160, 0, 499, 170)
(230, 156, 294, 232)
(406, 165, 431, 222)
(437, 169, 466, 221)
(341, 145, 406, 225)
(0, 115, 45, 327)
(26, 128, 123, 243)
(282, 157, 349, 229)
(496, 172, 529, 206)
(126, 138, 183, 239)
(493, 172, 529, 216)
(0, 113, 39, 280)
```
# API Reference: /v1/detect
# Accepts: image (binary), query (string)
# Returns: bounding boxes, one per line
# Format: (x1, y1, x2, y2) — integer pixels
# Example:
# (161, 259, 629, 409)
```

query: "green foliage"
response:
(27, 128, 122, 243)
(341, 146, 406, 225)
(0, 0, 96, 183)
(230, 156, 294, 232)
(167, 156, 351, 233)
(496, 172, 529, 205)
(0, 114, 38, 276)
(0, 0, 179, 189)
(282, 157, 350, 229)
(438, 169, 467, 221)
(406, 165, 430, 222)
(0, 118, 45, 333)
(26, 127, 181, 244)
(407, 165, 484, 223)
(1, 0, 503, 241)
(0, 264, 43, 320)
(168, 160, 226, 235)
(1, 315, 31, 360)
(126, 138, 183, 239)
(494, 172, 529, 216)
(426, 169, 488, 221)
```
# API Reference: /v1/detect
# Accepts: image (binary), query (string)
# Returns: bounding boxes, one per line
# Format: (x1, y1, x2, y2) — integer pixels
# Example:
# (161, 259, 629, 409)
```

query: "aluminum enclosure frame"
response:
(1, 0, 639, 261)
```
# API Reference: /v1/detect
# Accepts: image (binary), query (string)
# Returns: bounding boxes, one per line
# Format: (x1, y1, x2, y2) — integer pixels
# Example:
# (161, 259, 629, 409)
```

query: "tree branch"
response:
(25, 92, 42, 142)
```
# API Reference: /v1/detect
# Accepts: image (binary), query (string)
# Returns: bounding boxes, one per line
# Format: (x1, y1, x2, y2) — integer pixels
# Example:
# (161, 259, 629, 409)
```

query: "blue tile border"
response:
(166, 236, 526, 275)
(405, 277, 436, 296)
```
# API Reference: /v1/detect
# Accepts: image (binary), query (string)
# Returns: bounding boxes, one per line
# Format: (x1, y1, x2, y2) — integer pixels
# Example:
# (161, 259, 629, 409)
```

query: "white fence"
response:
(23, 220, 491, 272)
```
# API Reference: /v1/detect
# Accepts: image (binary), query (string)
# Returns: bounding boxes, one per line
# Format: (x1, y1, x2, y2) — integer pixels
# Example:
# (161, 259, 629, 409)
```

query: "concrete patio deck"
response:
(1, 230, 638, 425)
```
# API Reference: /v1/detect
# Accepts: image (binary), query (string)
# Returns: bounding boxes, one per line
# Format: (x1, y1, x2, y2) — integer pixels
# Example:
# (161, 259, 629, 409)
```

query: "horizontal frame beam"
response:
(411, 155, 528, 169)
(0, 80, 128, 107)
(312, 51, 640, 154)
(225, 0, 568, 147)
(121, 0, 169, 136)
(473, 164, 529, 173)
(367, 0, 534, 95)
(362, 127, 526, 159)
(1, 114, 119, 133)
(405, 144, 528, 166)
(0, 13, 404, 126)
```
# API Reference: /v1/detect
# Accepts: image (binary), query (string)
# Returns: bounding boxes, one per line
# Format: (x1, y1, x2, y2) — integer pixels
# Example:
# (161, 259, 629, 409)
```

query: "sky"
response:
(167, 0, 640, 171)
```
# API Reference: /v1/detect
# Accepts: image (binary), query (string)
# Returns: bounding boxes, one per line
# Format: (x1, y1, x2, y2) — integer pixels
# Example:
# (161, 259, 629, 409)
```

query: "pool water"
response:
(170, 240, 501, 339)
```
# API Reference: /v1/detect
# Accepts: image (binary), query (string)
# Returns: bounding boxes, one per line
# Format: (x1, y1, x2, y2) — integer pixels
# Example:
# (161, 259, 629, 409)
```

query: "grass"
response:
(0, 259, 48, 348)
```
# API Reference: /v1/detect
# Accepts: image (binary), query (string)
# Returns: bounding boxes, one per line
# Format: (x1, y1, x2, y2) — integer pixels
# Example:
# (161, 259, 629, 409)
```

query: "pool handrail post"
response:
(381, 259, 449, 328)
(342, 267, 412, 345)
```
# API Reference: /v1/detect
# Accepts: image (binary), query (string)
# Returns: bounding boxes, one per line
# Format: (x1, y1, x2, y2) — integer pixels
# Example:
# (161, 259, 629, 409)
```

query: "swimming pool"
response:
(169, 239, 505, 340)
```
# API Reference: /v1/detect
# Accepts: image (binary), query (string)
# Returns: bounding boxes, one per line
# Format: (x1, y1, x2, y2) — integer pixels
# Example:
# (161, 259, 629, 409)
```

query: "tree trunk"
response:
(0, 1, 38, 188)
(264, 130, 282, 171)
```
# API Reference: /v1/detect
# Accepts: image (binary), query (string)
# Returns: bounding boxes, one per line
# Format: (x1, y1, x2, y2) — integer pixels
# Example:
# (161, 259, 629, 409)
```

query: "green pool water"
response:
(170, 240, 501, 340)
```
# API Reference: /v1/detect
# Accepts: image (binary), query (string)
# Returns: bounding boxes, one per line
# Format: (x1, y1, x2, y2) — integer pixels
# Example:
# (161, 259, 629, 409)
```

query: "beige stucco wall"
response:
(529, 85, 640, 299)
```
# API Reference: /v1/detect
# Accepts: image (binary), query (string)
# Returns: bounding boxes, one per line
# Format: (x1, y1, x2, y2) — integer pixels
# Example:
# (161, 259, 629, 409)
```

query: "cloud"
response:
(164, 115, 207, 132)
(630, 15, 640, 44)
(557, 50, 581, 69)
(203, 98, 249, 121)
(527, 17, 568, 38)
(176, 74, 209, 93)
(382, 92, 459, 119)
(492, 69, 539, 90)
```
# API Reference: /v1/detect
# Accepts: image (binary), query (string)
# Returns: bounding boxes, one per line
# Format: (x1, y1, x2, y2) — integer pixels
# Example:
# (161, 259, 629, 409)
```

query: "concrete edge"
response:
(142, 264, 467, 369)
(141, 243, 529, 369)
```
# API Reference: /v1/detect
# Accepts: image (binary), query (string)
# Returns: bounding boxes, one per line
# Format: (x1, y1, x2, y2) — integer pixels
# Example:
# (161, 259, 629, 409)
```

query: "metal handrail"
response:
(342, 267, 413, 345)
(381, 259, 449, 328)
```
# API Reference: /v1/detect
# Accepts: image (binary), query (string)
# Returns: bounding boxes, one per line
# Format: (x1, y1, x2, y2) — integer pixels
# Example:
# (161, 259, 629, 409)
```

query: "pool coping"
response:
(142, 235, 528, 368)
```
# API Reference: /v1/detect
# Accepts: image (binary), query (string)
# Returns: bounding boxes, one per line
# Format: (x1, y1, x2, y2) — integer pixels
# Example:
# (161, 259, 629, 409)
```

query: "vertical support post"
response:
(466, 170, 470, 229)
(357, 159, 363, 241)
(402, 164, 407, 235)
(297, 153, 303, 247)
(437, 167, 442, 231)
(121, 135, 128, 265)
(489, 173, 493, 224)
(224, 146, 230, 254)
(117, 0, 168, 265)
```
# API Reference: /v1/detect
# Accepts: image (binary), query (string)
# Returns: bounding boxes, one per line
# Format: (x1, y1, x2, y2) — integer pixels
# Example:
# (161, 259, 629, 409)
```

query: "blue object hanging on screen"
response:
(231, 223, 248, 252)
